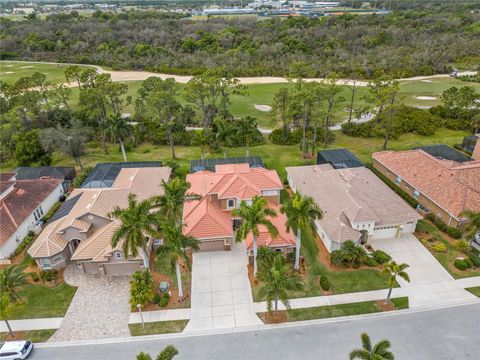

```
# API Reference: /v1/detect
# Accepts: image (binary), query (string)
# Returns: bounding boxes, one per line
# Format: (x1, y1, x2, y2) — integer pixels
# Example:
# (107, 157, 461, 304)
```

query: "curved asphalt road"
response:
(32, 302, 479, 360)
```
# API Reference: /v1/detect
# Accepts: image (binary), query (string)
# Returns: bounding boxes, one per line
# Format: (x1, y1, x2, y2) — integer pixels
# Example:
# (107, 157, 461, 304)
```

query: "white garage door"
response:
(372, 227, 398, 240)
(199, 240, 226, 251)
(103, 262, 141, 275)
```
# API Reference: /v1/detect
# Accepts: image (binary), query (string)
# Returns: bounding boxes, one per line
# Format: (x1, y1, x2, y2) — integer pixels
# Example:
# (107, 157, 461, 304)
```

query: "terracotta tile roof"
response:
(286, 165, 421, 243)
(0, 177, 62, 246)
(183, 197, 233, 239)
(28, 167, 171, 259)
(373, 150, 480, 220)
(245, 202, 296, 250)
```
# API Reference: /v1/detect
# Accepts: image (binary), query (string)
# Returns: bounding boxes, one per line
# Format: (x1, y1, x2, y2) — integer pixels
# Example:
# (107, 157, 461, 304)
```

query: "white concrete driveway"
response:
(371, 234, 477, 308)
(184, 242, 262, 332)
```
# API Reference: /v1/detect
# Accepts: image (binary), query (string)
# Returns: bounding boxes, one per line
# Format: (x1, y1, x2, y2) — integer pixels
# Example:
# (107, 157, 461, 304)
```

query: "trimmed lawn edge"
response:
(128, 320, 189, 336)
(0, 329, 56, 343)
(465, 287, 480, 298)
(257, 297, 409, 323)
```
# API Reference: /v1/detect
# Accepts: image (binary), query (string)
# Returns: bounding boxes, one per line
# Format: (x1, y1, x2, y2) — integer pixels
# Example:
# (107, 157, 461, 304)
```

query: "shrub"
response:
(454, 240, 469, 253)
(467, 252, 480, 267)
(72, 166, 93, 188)
(14, 233, 36, 256)
(152, 293, 161, 305)
(30, 272, 40, 282)
(130, 270, 155, 308)
(319, 275, 330, 291)
(330, 250, 343, 266)
(446, 227, 462, 239)
(371, 250, 391, 264)
(269, 128, 301, 145)
(41, 201, 62, 223)
(454, 259, 472, 271)
(40, 269, 58, 282)
(159, 292, 170, 308)
(364, 256, 378, 267)
(425, 213, 461, 239)
(432, 243, 447, 253)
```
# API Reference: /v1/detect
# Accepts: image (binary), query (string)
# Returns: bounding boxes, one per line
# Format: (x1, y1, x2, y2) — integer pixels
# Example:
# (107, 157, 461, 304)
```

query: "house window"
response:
(395, 176, 402, 185)
(115, 252, 123, 260)
(39, 258, 51, 268)
(33, 206, 44, 222)
(413, 190, 420, 198)
(227, 199, 235, 209)
(53, 254, 63, 264)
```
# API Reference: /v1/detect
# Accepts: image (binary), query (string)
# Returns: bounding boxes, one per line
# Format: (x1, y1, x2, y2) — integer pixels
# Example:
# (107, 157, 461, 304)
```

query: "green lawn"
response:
(416, 220, 480, 279)
(0, 61, 94, 84)
(10, 283, 77, 319)
(0, 329, 56, 343)
(465, 287, 480, 297)
(260, 297, 408, 323)
(128, 320, 189, 336)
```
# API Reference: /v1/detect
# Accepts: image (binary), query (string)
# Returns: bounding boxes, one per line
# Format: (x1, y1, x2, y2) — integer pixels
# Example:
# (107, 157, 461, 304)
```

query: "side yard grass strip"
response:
(128, 320, 189, 336)
(11, 284, 77, 319)
(259, 297, 409, 323)
(1, 329, 56, 343)
(465, 287, 480, 298)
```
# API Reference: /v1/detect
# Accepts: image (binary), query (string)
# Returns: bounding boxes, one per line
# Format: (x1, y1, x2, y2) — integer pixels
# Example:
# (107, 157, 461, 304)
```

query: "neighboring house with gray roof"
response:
(28, 166, 171, 275)
(286, 164, 421, 252)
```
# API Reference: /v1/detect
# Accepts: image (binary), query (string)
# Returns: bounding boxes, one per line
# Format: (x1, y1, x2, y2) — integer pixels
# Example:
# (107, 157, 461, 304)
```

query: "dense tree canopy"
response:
(1, 7, 479, 78)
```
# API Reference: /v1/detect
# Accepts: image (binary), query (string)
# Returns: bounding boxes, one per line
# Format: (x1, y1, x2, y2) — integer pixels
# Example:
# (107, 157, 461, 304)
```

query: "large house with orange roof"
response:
(183, 163, 296, 255)
(373, 142, 480, 229)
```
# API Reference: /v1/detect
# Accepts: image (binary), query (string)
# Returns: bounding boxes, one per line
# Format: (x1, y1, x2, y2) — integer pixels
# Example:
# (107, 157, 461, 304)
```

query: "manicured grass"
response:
(0, 61, 93, 84)
(465, 287, 480, 298)
(416, 220, 480, 279)
(0, 329, 56, 343)
(10, 283, 77, 319)
(128, 320, 189, 336)
(265, 297, 409, 322)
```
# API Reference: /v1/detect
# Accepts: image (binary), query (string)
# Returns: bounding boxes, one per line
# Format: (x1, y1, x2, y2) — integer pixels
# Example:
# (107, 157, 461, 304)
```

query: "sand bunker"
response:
(421, 80, 432, 83)
(416, 96, 437, 100)
(20, 66, 34, 69)
(254, 104, 272, 112)
(3, 72, 14, 74)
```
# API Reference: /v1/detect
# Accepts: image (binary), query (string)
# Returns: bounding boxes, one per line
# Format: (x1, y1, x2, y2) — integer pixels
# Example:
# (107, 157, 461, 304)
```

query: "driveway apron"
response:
(49, 264, 131, 341)
(184, 241, 263, 332)
(371, 234, 477, 308)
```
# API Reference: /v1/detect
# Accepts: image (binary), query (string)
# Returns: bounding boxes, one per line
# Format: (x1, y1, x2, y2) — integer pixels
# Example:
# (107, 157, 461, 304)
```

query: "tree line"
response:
(1, 6, 479, 78)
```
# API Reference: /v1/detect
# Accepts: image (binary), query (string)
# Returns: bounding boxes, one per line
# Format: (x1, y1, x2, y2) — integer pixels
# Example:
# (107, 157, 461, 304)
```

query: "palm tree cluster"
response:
(349, 332, 394, 360)
(108, 177, 200, 298)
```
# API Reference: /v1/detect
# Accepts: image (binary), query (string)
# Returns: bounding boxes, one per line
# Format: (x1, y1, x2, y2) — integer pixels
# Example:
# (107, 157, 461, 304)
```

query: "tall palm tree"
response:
(461, 210, 480, 243)
(108, 194, 157, 270)
(214, 118, 233, 158)
(280, 191, 322, 271)
(232, 196, 278, 276)
(0, 265, 27, 302)
(382, 261, 410, 300)
(155, 224, 199, 298)
(106, 114, 133, 162)
(257, 253, 303, 321)
(152, 178, 199, 226)
(349, 332, 394, 360)
(235, 116, 258, 157)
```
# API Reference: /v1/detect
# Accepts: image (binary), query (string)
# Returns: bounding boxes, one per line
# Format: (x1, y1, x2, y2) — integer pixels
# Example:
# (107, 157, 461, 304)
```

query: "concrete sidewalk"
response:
(254, 288, 406, 312)
(0, 317, 62, 332)
(455, 276, 480, 289)
(129, 308, 190, 324)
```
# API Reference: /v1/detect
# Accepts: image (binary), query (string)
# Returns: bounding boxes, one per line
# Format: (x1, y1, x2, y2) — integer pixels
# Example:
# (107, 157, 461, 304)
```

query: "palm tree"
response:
(341, 240, 368, 266)
(461, 210, 480, 244)
(280, 191, 322, 271)
(156, 224, 199, 298)
(152, 178, 199, 227)
(382, 261, 410, 300)
(0, 295, 14, 337)
(108, 194, 157, 270)
(165, 160, 181, 178)
(0, 265, 27, 302)
(106, 114, 134, 162)
(349, 332, 394, 360)
(214, 118, 233, 158)
(232, 196, 278, 276)
(257, 253, 303, 321)
(235, 116, 258, 157)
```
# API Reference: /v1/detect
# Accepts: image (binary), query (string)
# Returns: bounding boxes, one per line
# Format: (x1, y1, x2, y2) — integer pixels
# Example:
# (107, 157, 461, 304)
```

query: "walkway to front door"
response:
(184, 241, 262, 332)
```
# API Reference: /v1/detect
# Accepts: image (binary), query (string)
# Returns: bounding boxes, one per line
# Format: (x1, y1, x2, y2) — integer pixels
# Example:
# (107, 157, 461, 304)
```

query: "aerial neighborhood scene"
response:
(0, 0, 480, 359)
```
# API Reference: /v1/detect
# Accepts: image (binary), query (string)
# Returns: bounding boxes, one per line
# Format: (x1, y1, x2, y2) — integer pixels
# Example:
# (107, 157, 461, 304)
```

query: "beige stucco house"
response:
(28, 166, 171, 275)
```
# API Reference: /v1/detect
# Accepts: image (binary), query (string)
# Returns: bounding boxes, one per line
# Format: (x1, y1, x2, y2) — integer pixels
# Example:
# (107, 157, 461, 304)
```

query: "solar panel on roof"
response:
(190, 157, 264, 173)
(81, 161, 162, 189)
(49, 194, 82, 222)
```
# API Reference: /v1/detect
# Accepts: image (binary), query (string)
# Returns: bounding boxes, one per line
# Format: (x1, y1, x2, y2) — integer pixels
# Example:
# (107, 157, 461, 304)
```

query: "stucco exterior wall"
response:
(36, 246, 70, 270)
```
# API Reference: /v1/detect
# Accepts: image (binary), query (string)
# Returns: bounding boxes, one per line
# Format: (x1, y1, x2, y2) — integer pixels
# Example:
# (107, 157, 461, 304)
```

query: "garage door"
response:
(198, 240, 225, 251)
(103, 262, 141, 275)
(372, 227, 398, 240)
(82, 262, 101, 274)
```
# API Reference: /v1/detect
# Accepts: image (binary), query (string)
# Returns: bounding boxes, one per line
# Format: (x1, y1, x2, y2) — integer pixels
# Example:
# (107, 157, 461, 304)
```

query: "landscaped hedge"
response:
(269, 127, 335, 146)
(366, 164, 418, 209)
(41, 201, 62, 223)
(425, 213, 462, 239)
(72, 166, 93, 188)
(13, 232, 36, 256)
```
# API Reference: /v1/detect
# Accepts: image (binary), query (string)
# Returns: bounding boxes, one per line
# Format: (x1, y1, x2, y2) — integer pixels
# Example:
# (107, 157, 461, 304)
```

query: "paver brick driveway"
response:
(49, 264, 131, 341)
(184, 242, 262, 331)
(371, 234, 477, 308)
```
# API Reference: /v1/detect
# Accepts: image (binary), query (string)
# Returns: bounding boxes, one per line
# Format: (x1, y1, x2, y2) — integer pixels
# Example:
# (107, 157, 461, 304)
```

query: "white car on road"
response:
(0, 340, 34, 359)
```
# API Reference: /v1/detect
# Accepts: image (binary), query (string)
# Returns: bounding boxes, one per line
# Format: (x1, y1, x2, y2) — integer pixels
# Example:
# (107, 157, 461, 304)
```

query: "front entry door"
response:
(69, 239, 81, 255)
